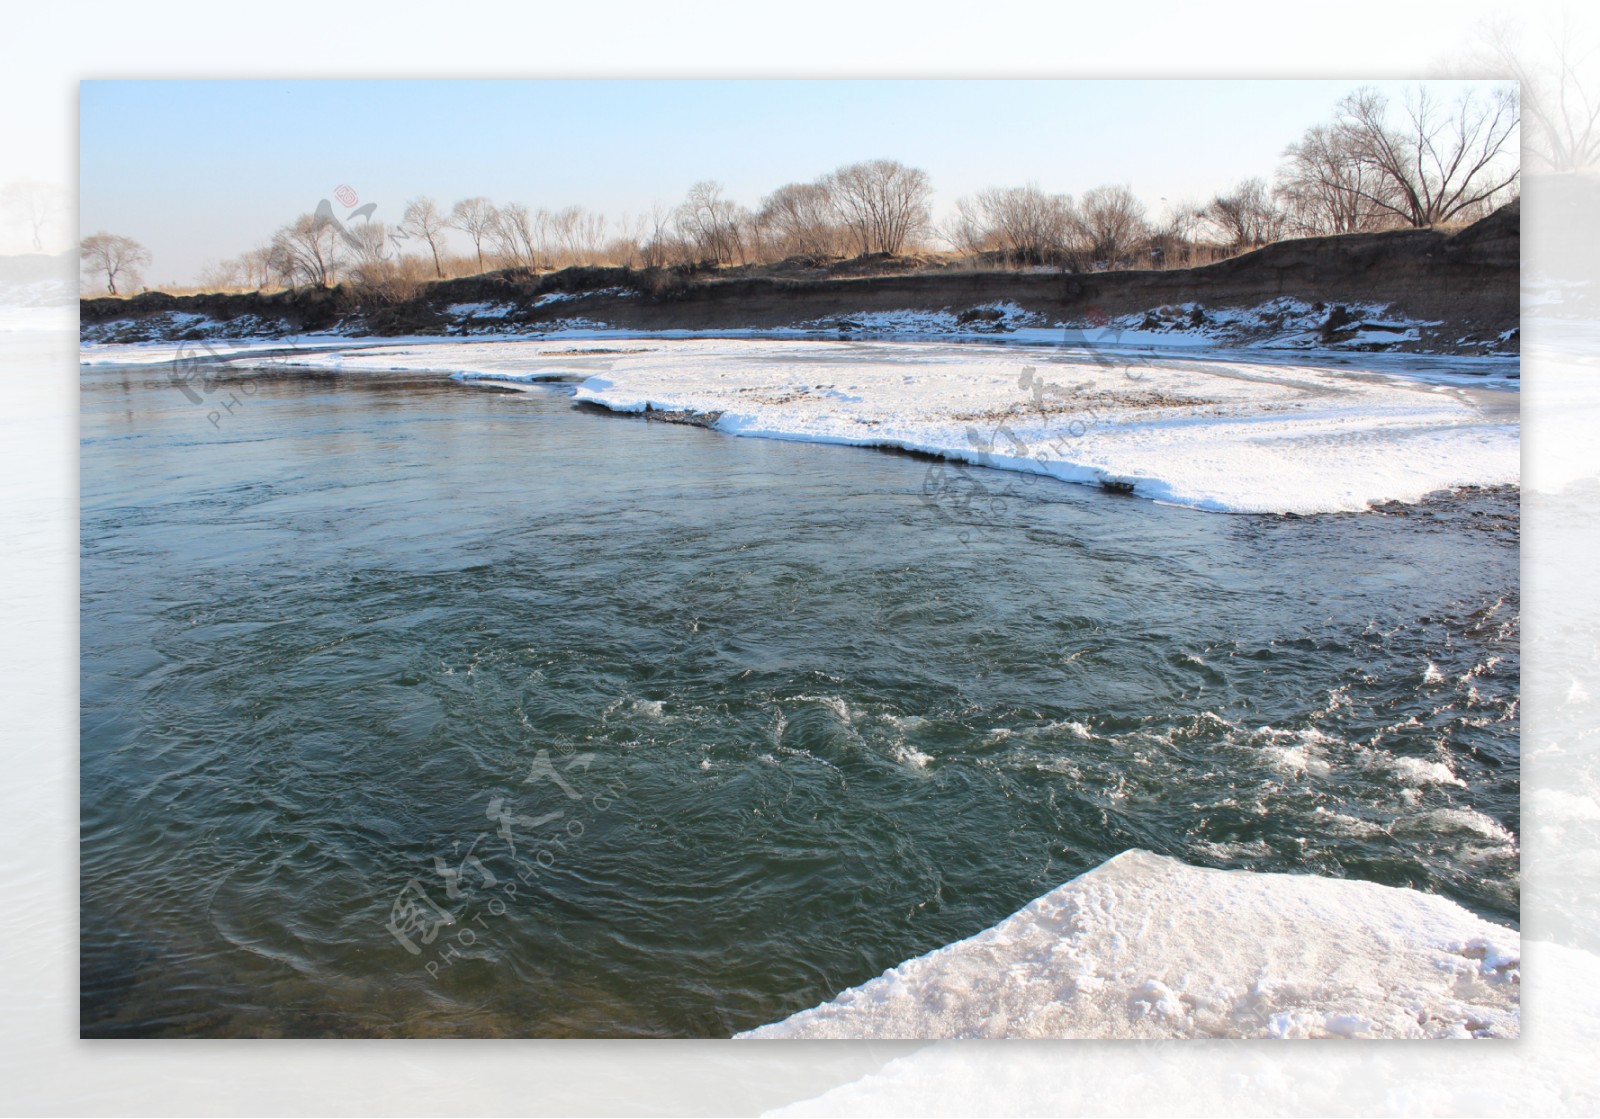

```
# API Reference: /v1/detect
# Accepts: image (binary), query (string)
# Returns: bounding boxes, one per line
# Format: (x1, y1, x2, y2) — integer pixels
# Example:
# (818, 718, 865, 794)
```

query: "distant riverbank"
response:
(80, 205, 1519, 357)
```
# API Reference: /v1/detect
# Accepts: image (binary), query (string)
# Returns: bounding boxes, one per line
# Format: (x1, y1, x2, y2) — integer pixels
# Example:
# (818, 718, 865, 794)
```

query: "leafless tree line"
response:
(188, 196, 609, 295)
(945, 183, 1181, 269)
(945, 84, 1520, 270)
(190, 158, 936, 292)
(646, 160, 935, 266)
(114, 82, 1520, 296)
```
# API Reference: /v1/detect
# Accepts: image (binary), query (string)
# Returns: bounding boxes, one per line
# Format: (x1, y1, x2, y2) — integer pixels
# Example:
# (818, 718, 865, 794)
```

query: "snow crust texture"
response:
(738, 850, 1520, 1040)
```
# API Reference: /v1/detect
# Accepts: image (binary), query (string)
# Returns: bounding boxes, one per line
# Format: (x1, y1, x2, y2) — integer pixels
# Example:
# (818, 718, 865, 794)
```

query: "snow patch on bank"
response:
(533, 286, 634, 306)
(446, 301, 514, 319)
(737, 849, 1519, 1040)
(818, 301, 1045, 336)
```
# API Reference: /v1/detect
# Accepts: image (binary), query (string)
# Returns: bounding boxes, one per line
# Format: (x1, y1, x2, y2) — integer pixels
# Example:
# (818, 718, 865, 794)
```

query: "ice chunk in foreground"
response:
(737, 850, 1518, 1039)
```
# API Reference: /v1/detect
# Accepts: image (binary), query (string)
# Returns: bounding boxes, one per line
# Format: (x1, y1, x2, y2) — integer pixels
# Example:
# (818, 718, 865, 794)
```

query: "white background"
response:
(3, 2, 1597, 1114)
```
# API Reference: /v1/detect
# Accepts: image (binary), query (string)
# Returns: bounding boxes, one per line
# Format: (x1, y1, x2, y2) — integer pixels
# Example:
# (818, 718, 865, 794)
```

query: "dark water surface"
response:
(80, 357, 1519, 1037)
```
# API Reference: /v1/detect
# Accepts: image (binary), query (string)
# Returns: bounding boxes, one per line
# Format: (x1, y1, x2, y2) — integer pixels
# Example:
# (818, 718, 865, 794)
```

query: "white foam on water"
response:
(1382, 754, 1468, 788)
(1527, 788, 1600, 823)
(1262, 743, 1333, 778)
(1420, 807, 1519, 847)
(1247, 725, 1339, 777)
(892, 745, 934, 769)
(1190, 838, 1275, 862)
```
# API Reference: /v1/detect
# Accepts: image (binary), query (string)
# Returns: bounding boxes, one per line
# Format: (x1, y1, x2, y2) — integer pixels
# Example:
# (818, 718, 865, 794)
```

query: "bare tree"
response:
(485, 202, 541, 269)
(1148, 199, 1206, 268)
(826, 160, 932, 257)
(1275, 123, 1401, 235)
(197, 248, 265, 293)
(942, 196, 994, 260)
(344, 218, 391, 268)
(270, 213, 342, 288)
(79, 232, 150, 295)
(1072, 185, 1150, 267)
(237, 245, 280, 291)
(758, 181, 844, 259)
(546, 205, 608, 265)
(450, 197, 496, 273)
(586, 209, 613, 263)
(344, 220, 425, 301)
(196, 258, 244, 291)
(1468, 15, 1600, 174)
(1204, 178, 1284, 250)
(549, 207, 577, 262)
(948, 184, 1075, 266)
(674, 181, 748, 265)
(602, 212, 647, 268)
(637, 203, 680, 270)
(1334, 85, 1521, 227)
(3, 180, 66, 252)
(399, 197, 450, 278)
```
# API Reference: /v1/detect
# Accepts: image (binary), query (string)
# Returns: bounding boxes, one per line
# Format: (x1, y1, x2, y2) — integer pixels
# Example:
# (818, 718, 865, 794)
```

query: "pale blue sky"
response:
(79, 78, 1512, 285)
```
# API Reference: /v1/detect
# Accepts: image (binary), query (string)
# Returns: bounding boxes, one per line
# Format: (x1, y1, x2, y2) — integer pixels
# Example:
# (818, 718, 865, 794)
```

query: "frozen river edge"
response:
(737, 850, 1519, 1040)
(82, 332, 1520, 517)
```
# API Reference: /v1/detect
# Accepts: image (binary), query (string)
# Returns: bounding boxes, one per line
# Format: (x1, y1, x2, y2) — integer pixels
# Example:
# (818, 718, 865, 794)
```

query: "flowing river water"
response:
(80, 350, 1519, 1037)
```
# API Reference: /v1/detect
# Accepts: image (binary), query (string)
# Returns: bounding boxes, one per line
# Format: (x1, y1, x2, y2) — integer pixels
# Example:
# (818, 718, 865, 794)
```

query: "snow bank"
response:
(801, 298, 1461, 353)
(737, 850, 1519, 1040)
(1114, 297, 1451, 352)
(568, 337, 1517, 514)
(816, 301, 1045, 336)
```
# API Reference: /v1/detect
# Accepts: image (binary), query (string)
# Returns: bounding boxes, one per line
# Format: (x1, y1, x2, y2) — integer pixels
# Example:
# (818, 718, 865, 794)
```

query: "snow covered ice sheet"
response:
(567, 337, 1517, 515)
(737, 850, 1520, 1040)
(88, 335, 1517, 515)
